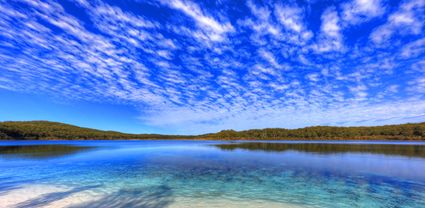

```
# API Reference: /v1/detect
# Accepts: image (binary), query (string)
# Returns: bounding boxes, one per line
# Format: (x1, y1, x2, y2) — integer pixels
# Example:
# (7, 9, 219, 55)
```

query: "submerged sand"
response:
(0, 184, 304, 208)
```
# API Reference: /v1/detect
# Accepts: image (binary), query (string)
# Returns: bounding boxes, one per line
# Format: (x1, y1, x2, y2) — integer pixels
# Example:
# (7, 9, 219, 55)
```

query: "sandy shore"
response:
(170, 197, 303, 208)
(0, 184, 304, 208)
(0, 184, 103, 208)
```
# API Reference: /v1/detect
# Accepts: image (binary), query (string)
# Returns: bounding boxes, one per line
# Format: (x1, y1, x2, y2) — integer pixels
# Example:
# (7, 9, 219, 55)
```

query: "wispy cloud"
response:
(314, 7, 343, 52)
(161, 0, 233, 42)
(341, 0, 385, 25)
(370, 0, 425, 44)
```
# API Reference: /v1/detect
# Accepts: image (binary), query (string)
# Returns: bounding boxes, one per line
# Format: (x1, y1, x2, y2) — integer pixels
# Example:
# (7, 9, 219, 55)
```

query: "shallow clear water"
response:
(0, 140, 425, 208)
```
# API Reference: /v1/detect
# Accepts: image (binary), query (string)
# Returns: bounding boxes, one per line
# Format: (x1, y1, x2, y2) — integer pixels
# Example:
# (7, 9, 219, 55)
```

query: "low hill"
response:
(0, 121, 193, 140)
(202, 123, 425, 140)
(0, 120, 424, 140)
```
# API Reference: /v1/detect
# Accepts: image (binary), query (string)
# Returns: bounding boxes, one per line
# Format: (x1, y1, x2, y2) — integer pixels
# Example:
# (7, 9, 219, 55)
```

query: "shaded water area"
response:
(0, 140, 425, 207)
(0, 145, 94, 159)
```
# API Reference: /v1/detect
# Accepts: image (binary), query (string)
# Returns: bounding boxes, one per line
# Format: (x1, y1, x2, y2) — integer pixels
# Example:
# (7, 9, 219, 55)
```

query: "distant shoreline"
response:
(1, 139, 425, 143)
(1, 120, 425, 141)
(1, 136, 424, 141)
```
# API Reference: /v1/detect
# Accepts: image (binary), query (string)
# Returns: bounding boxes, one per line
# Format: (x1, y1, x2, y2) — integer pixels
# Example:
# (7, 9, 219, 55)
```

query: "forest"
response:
(0, 121, 193, 140)
(0, 120, 424, 140)
(203, 122, 425, 140)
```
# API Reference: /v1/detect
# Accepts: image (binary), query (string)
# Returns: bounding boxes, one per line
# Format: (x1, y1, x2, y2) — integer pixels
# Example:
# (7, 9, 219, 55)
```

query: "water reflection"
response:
(0, 145, 95, 159)
(215, 142, 425, 158)
(0, 141, 424, 208)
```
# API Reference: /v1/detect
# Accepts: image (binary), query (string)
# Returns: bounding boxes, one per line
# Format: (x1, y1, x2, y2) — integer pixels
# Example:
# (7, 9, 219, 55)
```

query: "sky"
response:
(0, 0, 425, 135)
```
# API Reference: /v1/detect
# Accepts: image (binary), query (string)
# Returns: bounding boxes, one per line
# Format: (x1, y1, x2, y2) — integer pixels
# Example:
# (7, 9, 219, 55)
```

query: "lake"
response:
(0, 140, 425, 208)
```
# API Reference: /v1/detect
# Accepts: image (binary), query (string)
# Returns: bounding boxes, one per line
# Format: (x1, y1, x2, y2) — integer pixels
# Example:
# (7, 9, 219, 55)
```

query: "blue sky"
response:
(0, 0, 425, 135)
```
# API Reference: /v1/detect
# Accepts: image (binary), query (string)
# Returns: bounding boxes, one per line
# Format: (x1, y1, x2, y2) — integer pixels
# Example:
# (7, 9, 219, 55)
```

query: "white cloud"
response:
(243, 1, 281, 38)
(371, 0, 425, 44)
(401, 38, 425, 58)
(258, 49, 284, 69)
(322, 8, 341, 38)
(314, 7, 343, 52)
(408, 77, 425, 93)
(274, 4, 313, 43)
(342, 0, 384, 24)
(411, 60, 425, 72)
(275, 5, 303, 33)
(162, 0, 233, 42)
(306, 73, 320, 82)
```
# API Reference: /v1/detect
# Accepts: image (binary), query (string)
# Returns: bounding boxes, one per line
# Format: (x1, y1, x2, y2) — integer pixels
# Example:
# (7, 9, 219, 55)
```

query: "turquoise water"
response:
(0, 140, 425, 207)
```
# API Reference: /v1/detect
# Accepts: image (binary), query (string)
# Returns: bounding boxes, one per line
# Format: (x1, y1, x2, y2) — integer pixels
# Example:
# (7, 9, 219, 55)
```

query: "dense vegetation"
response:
(0, 121, 194, 140)
(203, 122, 425, 140)
(1, 120, 424, 140)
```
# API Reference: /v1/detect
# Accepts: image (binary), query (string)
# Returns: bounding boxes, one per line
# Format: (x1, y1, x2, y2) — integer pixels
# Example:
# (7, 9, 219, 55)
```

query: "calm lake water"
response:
(0, 140, 425, 208)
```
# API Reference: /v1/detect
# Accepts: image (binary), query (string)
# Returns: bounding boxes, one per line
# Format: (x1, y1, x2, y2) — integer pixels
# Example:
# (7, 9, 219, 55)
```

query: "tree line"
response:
(1, 120, 424, 140)
(202, 122, 425, 140)
(0, 121, 193, 140)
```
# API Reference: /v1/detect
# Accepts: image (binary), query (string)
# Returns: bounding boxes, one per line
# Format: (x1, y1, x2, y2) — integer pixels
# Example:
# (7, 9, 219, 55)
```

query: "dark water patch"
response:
(215, 142, 425, 158)
(0, 145, 95, 159)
